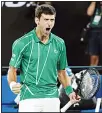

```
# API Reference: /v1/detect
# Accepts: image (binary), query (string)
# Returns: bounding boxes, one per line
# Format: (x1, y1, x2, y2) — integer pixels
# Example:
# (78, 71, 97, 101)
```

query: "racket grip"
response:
(61, 101, 72, 112)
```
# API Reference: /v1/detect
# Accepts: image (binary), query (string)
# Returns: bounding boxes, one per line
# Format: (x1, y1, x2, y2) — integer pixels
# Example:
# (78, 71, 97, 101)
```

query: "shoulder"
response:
(12, 30, 34, 49)
(51, 33, 65, 44)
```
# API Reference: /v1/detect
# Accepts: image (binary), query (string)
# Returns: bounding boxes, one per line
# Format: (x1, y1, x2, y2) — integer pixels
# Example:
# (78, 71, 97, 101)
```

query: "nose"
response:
(47, 20, 52, 26)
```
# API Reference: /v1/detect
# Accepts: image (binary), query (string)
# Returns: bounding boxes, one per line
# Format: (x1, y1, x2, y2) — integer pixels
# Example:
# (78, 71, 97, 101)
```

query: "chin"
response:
(44, 32, 50, 36)
(44, 34, 49, 37)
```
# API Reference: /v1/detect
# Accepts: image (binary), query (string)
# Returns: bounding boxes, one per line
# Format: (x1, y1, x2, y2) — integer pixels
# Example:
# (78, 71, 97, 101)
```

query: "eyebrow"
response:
(44, 18, 55, 20)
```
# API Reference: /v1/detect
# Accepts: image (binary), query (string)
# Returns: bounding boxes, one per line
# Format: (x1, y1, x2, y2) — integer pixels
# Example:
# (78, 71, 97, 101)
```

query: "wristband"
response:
(10, 81, 16, 90)
(65, 85, 73, 95)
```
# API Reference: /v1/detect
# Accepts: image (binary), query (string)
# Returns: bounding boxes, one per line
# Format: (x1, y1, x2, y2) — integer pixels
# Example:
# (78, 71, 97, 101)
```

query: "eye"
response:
(51, 19, 55, 22)
(44, 19, 49, 21)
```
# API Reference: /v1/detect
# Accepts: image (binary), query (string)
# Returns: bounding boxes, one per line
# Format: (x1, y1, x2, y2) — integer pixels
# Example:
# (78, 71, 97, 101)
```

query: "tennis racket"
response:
(60, 68, 100, 112)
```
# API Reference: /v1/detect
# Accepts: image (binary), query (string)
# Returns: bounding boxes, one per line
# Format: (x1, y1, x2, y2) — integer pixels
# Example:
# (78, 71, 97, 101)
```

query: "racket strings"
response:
(80, 70, 99, 99)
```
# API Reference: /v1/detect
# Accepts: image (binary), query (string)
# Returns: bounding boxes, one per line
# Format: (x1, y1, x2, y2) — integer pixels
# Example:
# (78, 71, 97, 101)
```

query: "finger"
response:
(69, 94, 75, 101)
(15, 89, 20, 92)
(75, 99, 81, 103)
(70, 93, 76, 100)
(15, 84, 21, 87)
(71, 94, 79, 101)
(12, 86, 21, 90)
(76, 95, 81, 100)
(77, 95, 81, 98)
(12, 84, 21, 88)
(12, 87, 21, 90)
(13, 88, 21, 91)
(12, 91, 20, 94)
(70, 97, 76, 103)
(13, 89, 21, 94)
(12, 89, 21, 92)
(12, 87, 21, 91)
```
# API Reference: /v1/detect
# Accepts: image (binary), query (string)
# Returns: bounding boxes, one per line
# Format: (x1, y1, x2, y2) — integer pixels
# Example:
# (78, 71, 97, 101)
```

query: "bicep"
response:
(9, 66, 17, 72)
(7, 66, 18, 84)
(58, 70, 70, 87)
(8, 66, 17, 78)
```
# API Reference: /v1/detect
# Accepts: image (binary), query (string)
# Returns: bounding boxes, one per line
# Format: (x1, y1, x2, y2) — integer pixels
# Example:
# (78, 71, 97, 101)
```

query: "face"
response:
(35, 13, 55, 36)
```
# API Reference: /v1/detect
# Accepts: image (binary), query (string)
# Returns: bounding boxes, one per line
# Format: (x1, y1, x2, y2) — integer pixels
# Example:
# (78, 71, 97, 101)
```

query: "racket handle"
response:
(61, 101, 72, 112)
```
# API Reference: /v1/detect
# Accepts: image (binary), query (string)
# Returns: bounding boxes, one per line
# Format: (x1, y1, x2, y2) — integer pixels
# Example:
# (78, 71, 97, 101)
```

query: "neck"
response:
(35, 27, 49, 43)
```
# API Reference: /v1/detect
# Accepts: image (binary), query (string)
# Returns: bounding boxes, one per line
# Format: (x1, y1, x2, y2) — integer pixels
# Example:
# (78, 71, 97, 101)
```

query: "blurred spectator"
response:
(86, 1, 102, 66)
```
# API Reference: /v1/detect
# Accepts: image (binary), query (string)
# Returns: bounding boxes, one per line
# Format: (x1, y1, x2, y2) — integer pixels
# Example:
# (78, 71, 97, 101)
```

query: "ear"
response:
(35, 17, 39, 25)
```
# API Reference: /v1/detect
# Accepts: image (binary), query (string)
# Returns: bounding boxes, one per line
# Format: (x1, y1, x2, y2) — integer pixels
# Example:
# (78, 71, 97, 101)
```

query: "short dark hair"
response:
(35, 4, 56, 19)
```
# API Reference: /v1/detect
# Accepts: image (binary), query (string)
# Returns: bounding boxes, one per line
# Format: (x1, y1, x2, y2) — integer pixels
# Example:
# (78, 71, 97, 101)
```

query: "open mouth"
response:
(46, 28, 50, 31)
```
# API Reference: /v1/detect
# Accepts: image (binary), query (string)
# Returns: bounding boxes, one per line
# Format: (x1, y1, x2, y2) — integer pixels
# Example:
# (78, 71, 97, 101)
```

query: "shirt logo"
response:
(54, 49, 58, 54)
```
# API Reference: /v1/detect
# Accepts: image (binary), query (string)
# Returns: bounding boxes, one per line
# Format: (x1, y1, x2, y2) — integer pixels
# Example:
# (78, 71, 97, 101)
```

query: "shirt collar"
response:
(32, 28, 53, 44)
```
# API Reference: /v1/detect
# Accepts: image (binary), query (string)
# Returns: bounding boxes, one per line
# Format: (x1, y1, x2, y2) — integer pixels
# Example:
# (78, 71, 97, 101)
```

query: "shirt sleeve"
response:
(9, 40, 24, 68)
(57, 41, 68, 70)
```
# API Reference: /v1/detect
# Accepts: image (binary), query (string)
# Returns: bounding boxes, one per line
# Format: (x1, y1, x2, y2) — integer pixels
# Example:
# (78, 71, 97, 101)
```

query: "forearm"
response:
(87, 2, 96, 16)
(7, 66, 21, 94)
(58, 70, 71, 88)
(58, 70, 73, 95)
(7, 66, 17, 84)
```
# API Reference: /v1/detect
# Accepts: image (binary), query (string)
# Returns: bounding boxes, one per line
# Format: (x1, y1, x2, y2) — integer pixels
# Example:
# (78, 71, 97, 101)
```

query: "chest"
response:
(24, 42, 60, 62)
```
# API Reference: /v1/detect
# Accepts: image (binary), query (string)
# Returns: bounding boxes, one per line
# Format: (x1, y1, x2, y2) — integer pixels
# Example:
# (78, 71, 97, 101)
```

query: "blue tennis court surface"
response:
(81, 109, 102, 112)
(2, 75, 20, 112)
(2, 105, 18, 112)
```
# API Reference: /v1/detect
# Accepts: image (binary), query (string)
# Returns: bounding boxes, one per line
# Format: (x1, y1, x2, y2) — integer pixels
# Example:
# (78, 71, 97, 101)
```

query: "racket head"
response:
(75, 68, 100, 100)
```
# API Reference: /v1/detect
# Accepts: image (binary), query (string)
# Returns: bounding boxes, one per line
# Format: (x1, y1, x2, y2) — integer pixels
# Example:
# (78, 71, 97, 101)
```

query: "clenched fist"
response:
(10, 81, 21, 94)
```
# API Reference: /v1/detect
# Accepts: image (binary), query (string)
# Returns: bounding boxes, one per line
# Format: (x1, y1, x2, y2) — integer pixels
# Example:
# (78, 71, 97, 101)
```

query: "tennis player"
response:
(7, 4, 80, 112)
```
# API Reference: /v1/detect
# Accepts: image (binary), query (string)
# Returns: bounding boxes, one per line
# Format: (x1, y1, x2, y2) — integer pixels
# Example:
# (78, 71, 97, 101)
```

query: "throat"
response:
(41, 36, 49, 44)
(35, 27, 49, 44)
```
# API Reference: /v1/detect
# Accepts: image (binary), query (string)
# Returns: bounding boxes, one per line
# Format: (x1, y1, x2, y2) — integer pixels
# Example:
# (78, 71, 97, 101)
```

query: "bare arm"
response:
(58, 69, 81, 102)
(7, 66, 21, 94)
(87, 2, 96, 16)
(58, 70, 71, 88)
(7, 66, 17, 84)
